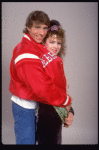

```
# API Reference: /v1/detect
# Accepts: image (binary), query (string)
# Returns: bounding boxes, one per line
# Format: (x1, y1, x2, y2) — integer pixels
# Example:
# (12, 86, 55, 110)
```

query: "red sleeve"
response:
(16, 58, 71, 107)
(43, 56, 72, 107)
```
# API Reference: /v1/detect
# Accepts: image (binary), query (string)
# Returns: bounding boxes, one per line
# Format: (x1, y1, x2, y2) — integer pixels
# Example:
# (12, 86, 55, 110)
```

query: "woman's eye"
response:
(50, 41, 54, 44)
(58, 42, 62, 45)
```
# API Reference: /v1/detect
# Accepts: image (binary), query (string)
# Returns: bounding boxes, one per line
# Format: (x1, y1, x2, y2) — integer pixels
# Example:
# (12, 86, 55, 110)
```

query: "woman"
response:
(37, 20, 74, 144)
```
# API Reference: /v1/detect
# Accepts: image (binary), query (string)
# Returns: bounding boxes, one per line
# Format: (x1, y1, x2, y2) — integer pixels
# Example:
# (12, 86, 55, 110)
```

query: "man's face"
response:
(27, 22, 48, 43)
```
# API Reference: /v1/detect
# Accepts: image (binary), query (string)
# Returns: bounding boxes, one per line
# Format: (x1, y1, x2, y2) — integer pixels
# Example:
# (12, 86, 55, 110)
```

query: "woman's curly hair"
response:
(42, 20, 66, 59)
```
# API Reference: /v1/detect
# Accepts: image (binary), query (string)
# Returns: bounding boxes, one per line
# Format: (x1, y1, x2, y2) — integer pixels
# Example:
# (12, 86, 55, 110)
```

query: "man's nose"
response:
(39, 29, 44, 35)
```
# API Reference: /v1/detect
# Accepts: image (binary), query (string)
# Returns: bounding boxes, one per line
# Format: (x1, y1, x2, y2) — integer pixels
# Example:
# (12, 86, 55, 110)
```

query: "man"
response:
(9, 11, 73, 145)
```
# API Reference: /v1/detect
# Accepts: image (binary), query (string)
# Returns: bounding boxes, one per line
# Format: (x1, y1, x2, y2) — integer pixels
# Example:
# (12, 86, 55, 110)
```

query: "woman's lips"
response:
(53, 50, 57, 54)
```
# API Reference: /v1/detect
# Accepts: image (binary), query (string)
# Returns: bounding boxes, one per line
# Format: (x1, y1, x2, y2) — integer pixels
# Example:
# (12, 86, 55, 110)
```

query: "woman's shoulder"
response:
(56, 55, 63, 63)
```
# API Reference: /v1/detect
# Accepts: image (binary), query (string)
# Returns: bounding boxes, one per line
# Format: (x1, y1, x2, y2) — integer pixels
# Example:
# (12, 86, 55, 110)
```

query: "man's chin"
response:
(35, 38, 43, 43)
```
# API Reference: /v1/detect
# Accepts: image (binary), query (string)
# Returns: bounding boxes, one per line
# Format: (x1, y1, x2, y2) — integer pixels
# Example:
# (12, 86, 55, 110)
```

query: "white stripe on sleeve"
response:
(15, 53, 40, 64)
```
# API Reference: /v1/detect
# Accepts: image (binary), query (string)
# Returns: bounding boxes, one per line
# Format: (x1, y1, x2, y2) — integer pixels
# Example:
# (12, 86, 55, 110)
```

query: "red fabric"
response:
(9, 33, 71, 107)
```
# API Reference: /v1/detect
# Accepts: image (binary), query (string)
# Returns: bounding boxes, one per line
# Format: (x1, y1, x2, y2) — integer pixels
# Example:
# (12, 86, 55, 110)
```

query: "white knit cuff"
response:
(63, 96, 70, 106)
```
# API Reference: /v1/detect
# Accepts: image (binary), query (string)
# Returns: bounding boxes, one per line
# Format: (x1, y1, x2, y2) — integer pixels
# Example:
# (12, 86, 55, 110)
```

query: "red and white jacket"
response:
(9, 33, 71, 107)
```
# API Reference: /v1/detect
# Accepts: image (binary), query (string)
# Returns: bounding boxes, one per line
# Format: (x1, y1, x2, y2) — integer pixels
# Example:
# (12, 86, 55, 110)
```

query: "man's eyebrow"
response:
(43, 26, 48, 29)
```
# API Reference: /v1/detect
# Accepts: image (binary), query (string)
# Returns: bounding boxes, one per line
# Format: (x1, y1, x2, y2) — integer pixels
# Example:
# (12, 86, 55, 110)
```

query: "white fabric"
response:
(11, 95, 37, 109)
(24, 34, 31, 41)
(63, 96, 69, 106)
(15, 53, 40, 64)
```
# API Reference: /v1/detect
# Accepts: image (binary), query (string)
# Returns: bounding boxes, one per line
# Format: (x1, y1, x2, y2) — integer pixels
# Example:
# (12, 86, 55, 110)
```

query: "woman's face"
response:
(45, 34, 62, 56)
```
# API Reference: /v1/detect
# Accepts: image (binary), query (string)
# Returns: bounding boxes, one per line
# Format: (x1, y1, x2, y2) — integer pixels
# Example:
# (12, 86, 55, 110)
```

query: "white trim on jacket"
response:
(15, 53, 40, 64)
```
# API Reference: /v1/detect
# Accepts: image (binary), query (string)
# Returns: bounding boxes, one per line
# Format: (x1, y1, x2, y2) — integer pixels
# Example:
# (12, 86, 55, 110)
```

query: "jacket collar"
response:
(24, 33, 44, 48)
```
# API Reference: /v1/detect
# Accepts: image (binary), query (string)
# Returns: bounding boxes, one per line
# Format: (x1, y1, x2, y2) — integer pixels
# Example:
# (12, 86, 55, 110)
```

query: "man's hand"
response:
(65, 103, 71, 112)
(64, 112, 73, 128)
